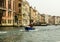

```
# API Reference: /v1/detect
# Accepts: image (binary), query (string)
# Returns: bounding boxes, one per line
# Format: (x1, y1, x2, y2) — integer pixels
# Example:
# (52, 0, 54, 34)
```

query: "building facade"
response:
(44, 15, 56, 25)
(58, 16, 60, 25)
(15, 0, 30, 26)
(35, 11, 39, 23)
(51, 16, 55, 25)
(40, 14, 45, 24)
(45, 14, 49, 24)
(30, 7, 37, 24)
(14, 0, 22, 26)
(55, 16, 59, 25)
(48, 15, 52, 25)
(0, 0, 15, 26)
(22, 0, 30, 26)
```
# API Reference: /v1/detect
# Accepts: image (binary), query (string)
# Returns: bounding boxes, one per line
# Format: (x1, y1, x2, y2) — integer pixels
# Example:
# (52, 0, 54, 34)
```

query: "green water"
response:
(0, 26, 60, 42)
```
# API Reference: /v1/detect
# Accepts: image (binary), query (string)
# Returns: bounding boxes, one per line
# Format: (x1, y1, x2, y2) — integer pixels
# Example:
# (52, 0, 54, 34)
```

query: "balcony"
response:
(0, 7, 6, 10)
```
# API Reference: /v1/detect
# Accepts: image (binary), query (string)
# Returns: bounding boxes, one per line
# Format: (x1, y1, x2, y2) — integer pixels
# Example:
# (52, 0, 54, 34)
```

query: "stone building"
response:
(58, 16, 60, 24)
(29, 7, 38, 25)
(0, 0, 15, 26)
(40, 14, 45, 24)
(15, 0, 30, 26)
(45, 14, 49, 25)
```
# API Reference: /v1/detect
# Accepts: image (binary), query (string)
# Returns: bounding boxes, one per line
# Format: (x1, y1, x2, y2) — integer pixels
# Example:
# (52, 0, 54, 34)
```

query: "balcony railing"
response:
(0, 7, 6, 10)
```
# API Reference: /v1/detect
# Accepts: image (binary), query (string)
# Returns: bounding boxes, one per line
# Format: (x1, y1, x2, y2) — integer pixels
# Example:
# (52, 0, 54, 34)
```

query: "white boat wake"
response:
(19, 29, 39, 32)
(0, 31, 7, 34)
(29, 29, 39, 31)
(19, 29, 25, 31)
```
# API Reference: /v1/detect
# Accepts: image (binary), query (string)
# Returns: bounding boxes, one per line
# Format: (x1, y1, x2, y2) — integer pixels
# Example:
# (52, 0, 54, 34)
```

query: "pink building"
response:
(0, 0, 16, 26)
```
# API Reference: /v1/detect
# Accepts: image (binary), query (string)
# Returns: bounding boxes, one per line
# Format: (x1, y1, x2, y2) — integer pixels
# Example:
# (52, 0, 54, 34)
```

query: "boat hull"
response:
(25, 27, 35, 31)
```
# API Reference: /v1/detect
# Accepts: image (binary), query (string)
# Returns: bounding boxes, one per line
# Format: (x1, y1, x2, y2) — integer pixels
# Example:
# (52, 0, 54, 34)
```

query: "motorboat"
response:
(19, 27, 39, 32)
(25, 27, 35, 31)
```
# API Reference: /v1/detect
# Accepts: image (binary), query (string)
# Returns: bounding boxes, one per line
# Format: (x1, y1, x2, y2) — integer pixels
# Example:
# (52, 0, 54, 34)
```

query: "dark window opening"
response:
(18, 3, 21, 7)
(0, 0, 6, 8)
(19, 9, 21, 13)
(8, 0, 11, 9)
(0, 10, 3, 24)
(15, 15, 18, 23)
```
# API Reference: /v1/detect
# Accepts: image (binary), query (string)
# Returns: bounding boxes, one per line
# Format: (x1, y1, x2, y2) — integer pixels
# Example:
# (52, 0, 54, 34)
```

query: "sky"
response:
(26, 0, 60, 16)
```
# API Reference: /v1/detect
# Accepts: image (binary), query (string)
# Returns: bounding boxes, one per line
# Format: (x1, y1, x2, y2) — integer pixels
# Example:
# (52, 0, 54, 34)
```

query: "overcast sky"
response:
(26, 0, 60, 16)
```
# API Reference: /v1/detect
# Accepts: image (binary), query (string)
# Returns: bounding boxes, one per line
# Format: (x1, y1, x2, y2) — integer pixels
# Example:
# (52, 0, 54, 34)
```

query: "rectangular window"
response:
(3, 11, 6, 17)
(2, 19, 6, 24)
(19, 9, 21, 13)
(8, 0, 11, 9)
(18, 3, 21, 7)
(0, 0, 6, 8)
(19, 20, 21, 23)
(0, 0, 3, 7)
(13, 1, 14, 10)
(8, 20, 11, 24)
(23, 2, 25, 6)
(0, 10, 3, 24)
(4, 0, 6, 8)
(23, 19, 27, 23)
(8, 11, 11, 17)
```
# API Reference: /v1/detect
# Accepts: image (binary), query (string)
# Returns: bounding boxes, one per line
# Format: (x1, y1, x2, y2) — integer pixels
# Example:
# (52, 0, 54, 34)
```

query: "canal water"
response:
(0, 26, 60, 42)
